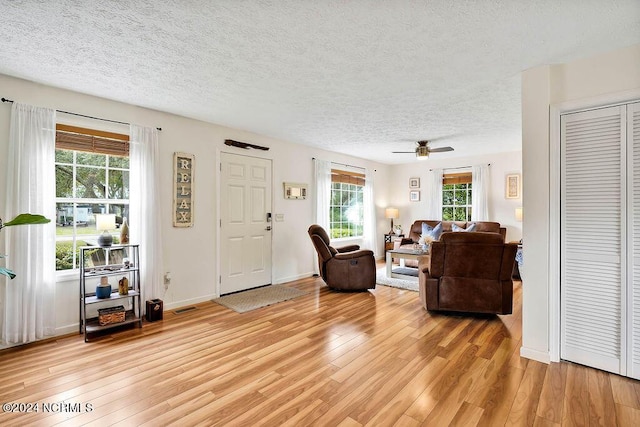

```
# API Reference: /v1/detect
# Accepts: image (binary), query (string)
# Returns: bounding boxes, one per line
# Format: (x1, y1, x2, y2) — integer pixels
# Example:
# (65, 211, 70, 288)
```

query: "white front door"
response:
(219, 152, 273, 295)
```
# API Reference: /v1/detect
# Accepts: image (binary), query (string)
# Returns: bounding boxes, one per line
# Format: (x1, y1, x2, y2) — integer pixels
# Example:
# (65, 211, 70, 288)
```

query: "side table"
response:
(384, 234, 404, 252)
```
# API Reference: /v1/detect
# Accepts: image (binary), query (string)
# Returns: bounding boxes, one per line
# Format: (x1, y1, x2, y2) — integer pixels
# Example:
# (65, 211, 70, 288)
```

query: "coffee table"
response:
(386, 248, 430, 281)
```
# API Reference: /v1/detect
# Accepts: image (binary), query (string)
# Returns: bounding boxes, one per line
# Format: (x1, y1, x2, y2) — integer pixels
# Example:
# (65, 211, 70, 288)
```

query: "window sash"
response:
(442, 182, 472, 221)
(55, 125, 130, 271)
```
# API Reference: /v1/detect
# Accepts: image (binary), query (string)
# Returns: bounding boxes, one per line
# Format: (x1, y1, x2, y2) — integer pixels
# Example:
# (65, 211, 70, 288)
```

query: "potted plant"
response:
(0, 213, 51, 279)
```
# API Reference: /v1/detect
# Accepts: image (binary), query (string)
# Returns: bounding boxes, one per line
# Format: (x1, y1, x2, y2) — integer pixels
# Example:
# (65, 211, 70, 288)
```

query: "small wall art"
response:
(283, 182, 307, 199)
(173, 152, 195, 227)
(505, 173, 521, 199)
(409, 177, 420, 189)
(410, 190, 420, 202)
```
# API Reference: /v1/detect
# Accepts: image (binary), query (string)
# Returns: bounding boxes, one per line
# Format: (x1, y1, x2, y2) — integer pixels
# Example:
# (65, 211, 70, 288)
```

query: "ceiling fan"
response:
(392, 140, 454, 159)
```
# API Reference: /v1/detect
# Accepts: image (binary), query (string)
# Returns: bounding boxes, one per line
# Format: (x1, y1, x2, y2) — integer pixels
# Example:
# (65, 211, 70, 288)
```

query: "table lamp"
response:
(95, 213, 116, 247)
(385, 208, 399, 234)
(515, 207, 523, 222)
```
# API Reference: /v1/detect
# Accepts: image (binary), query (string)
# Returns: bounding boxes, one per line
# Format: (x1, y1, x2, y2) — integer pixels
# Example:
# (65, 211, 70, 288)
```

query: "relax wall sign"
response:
(173, 152, 195, 227)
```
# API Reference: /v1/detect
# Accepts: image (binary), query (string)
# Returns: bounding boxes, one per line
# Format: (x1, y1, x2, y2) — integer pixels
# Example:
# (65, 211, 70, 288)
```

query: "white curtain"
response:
(313, 158, 331, 229)
(129, 125, 164, 307)
(312, 158, 331, 275)
(472, 164, 490, 221)
(361, 169, 377, 254)
(2, 103, 56, 343)
(425, 168, 443, 219)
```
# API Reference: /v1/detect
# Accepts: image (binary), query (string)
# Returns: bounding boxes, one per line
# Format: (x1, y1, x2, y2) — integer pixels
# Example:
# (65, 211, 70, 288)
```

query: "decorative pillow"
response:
(452, 223, 477, 232)
(421, 222, 443, 240)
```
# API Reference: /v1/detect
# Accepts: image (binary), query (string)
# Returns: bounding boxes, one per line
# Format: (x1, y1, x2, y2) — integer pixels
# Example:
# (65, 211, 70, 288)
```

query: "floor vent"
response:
(174, 306, 197, 314)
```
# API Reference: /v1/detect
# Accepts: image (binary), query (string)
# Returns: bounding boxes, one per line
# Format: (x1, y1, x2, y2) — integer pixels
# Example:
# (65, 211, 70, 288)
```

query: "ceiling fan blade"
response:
(392, 151, 415, 154)
(429, 146, 454, 153)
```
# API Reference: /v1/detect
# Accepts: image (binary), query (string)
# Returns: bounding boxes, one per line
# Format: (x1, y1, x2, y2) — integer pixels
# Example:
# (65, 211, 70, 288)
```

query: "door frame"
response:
(215, 148, 274, 298)
(549, 89, 640, 363)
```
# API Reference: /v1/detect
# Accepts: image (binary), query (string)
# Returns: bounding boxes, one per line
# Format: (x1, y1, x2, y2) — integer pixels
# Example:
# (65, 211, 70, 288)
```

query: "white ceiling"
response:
(0, 1, 638, 164)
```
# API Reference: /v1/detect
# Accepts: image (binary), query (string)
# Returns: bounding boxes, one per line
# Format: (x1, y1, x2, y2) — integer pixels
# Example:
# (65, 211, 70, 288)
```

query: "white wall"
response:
(0, 74, 392, 340)
(521, 43, 640, 363)
(387, 151, 523, 242)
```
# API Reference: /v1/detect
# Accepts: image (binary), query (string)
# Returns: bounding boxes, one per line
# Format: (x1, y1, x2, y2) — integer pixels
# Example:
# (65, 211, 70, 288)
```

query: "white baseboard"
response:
(273, 272, 315, 285)
(163, 294, 217, 311)
(56, 324, 78, 336)
(520, 346, 551, 364)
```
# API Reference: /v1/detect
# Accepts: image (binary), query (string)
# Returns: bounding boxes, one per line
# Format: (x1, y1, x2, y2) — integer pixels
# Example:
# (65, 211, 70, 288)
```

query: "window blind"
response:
(443, 172, 472, 185)
(331, 169, 365, 186)
(56, 124, 130, 157)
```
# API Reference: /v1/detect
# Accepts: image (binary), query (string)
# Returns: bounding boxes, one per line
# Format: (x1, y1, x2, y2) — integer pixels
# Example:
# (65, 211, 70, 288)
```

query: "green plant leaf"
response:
(0, 267, 16, 279)
(3, 214, 51, 227)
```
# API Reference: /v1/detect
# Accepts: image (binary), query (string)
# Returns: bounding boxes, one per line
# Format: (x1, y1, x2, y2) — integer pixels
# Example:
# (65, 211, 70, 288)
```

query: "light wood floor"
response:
(1, 275, 639, 426)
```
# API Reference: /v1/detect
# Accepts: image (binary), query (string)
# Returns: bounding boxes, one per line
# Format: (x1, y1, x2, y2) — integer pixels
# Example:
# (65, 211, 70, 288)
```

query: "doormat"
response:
(212, 285, 308, 313)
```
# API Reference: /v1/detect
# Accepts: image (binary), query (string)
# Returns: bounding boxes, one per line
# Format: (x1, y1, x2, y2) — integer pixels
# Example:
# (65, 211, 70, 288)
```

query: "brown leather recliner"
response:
(308, 224, 376, 291)
(418, 232, 517, 314)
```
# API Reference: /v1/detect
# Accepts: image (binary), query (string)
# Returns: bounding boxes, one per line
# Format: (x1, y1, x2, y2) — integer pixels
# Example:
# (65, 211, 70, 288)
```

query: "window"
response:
(442, 172, 472, 221)
(55, 125, 130, 271)
(329, 169, 364, 239)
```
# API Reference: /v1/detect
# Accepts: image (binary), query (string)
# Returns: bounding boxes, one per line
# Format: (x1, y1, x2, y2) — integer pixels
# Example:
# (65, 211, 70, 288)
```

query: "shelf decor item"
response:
(120, 217, 129, 244)
(95, 213, 116, 247)
(118, 276, 129, 295)
(98, 305, 125, 326)
(96, 276, 111, 299)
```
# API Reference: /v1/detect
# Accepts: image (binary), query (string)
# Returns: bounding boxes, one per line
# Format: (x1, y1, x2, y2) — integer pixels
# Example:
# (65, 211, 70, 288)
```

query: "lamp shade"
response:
(515, 207, 523, 222)
(385, 208, 399, 219)
(95, 213, 116, 231)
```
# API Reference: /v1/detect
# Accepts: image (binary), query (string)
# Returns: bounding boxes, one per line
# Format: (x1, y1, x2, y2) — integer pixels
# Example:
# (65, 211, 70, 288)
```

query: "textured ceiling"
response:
(0, 1, 638, 164)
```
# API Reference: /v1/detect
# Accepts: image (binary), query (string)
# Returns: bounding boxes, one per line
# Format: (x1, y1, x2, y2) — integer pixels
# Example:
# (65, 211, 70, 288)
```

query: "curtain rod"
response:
(430, 163, 490, 172)
(312, 157, 366, 171)
(2, 97, 162, 131)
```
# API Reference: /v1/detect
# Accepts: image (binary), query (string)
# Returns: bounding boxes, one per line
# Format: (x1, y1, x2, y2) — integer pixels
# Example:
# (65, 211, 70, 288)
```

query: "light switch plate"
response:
(275, 214, 284, 222)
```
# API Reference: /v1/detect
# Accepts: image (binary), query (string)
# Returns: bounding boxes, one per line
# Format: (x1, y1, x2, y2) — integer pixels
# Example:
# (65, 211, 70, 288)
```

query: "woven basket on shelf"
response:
(98, 305, 125, 326)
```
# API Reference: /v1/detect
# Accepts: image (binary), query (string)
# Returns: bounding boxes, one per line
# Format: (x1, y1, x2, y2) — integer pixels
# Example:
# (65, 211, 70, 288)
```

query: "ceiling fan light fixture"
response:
(416, 145, 429, 159)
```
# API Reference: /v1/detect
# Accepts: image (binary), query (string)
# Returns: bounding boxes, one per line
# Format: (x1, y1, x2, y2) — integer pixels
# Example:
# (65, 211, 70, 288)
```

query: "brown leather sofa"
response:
(418, 232, 517, 314)
(394, 220, 506, 267)
(308, 224, 376, 291)
(401, 220, 506, 244)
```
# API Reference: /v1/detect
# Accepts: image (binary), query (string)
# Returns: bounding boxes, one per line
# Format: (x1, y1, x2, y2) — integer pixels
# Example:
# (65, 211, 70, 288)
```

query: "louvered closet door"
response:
(629, 102, 640, 379)
(561, 105, 626, 375)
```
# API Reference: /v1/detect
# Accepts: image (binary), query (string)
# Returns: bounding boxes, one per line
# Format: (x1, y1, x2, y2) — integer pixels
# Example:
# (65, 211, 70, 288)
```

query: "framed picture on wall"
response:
(410, 190, 420, 202)
(505, 174, 521, 199)
(409, 177, 420, 189)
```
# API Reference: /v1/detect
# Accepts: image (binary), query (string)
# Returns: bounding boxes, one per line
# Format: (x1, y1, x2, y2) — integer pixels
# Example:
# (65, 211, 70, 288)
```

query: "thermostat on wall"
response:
(284, 182, 307, 199)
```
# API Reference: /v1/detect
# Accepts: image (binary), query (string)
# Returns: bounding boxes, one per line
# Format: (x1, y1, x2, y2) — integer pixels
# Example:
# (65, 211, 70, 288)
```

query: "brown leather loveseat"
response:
(400, 220, 506, 245)
(394, 220, 506, 267)
(418, 232, 517, 314)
